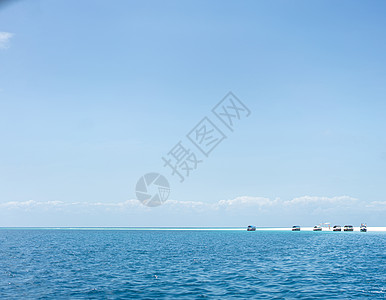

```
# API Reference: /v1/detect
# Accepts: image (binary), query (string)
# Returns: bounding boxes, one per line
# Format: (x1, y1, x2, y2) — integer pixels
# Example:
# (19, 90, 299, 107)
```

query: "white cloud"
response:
(283, 195, 358, 206)
(0, 195, 383, 214)
(217, 196, 279, 209)
(0, 32, 13, 49)
(0, 199, 143, 210)
(164, 199, 209, 209)
(0, 200, 63, 209)
(161, 197, 279, 211)
(1, 196, 385, 226)
(365, 201, 386, 210)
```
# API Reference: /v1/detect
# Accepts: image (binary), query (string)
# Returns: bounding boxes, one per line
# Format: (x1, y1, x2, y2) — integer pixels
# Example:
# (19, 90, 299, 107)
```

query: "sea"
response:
(0, 228, 385, 299)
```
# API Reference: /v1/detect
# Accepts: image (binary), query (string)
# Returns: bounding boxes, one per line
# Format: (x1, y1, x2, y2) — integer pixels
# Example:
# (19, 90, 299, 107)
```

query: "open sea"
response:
(0, 228, 385, 299)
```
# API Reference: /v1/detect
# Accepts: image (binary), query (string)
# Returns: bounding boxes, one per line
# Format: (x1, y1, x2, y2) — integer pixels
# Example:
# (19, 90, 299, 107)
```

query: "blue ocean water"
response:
(0, 229, 385, 299)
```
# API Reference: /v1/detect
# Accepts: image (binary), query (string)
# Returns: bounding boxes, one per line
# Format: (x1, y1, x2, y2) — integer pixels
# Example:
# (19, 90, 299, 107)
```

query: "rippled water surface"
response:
(0, 229, 385, 299)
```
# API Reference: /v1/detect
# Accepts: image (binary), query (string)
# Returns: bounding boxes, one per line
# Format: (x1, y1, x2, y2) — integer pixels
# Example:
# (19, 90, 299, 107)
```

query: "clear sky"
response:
(1, 0, 386, 226)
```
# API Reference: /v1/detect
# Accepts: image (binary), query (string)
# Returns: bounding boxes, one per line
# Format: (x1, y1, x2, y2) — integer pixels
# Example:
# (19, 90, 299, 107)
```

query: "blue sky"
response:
(1, 0, 386, 226)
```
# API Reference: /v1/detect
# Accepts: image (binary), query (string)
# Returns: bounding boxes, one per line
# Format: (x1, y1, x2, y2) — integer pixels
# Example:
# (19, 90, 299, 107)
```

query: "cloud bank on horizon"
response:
(1, 196, 385, 227)
(0, 195, 360, 210)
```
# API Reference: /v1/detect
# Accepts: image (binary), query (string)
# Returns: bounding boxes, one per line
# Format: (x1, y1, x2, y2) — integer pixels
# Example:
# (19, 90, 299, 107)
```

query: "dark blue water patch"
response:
(0, 230, 385, 299)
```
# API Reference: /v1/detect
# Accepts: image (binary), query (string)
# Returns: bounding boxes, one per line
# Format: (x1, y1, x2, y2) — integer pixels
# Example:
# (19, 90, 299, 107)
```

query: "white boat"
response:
(360, 223, 367, 232)
(313, 225, 322, 231)
(247, 225, 256, 231)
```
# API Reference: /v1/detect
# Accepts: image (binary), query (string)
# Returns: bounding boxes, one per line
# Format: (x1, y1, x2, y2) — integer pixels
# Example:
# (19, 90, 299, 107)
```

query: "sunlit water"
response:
(0, 229, 385, 299)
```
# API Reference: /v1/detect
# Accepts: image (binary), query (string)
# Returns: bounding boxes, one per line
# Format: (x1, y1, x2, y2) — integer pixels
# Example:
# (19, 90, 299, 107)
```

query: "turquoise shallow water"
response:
(0, 229, 385, 299)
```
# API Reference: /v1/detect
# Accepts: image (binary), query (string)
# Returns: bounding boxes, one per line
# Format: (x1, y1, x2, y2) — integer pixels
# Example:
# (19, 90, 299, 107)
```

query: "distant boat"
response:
(333, 225, 341, 231)
(360, 223, 367, 232)
(292, 225, 300, 231)
(313, 225, 322, 231)
(344, 225, 354, 231)
(247, 225, 256, 231)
